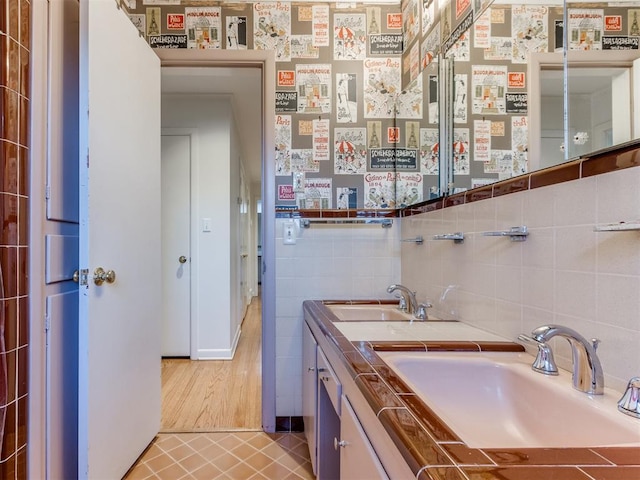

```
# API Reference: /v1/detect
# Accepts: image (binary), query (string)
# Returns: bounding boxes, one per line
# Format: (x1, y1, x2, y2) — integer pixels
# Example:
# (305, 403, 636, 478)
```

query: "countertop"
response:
(303, 299, 640, 480)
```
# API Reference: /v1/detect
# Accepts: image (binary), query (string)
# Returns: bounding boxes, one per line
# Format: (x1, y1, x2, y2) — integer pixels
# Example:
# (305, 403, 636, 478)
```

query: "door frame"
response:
(156, 49, 277, 432)
(161, 128, 198, 359)
(29, 1, 52, 477)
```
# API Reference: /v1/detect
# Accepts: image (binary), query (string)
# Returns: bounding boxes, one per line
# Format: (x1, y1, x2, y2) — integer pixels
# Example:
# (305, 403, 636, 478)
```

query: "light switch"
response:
(202, 218, 212, 232)
(283, 221, 296, 245)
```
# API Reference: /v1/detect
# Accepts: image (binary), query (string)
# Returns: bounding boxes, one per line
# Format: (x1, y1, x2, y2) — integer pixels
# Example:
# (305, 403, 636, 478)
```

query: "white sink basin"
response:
(327, 304, 414, 321)
(333, 320, 505, 342)
(378, 351, 640, 448)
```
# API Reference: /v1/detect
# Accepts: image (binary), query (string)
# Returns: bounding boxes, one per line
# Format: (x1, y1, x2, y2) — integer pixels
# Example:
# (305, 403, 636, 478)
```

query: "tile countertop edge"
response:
(302, 300, 640, 480)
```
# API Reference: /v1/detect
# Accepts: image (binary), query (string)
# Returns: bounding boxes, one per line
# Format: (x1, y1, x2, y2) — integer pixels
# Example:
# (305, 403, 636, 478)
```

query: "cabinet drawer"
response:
(317, 349, 342, 415)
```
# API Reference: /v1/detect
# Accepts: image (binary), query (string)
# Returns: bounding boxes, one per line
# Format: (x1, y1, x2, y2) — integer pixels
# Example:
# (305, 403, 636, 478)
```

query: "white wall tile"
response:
(555, 225, 596, 273)
(495, 191, 524, 227)
(597, 229, 640, 276)
(596, 167, 640, 225)
(473, 199, 497, 233)
(596, 274, 640, 331)
(554, 177, 597, 227)
(275, 220, 401, 415)
(494, 300, 523, 340)
(554, 270, 596, 322)
(400, 168, 640, 395)
(522, 227, 555, 269)
(495, 265, 522, 304)
(523, 184, 555, 228)
(521, 266, 555, 310)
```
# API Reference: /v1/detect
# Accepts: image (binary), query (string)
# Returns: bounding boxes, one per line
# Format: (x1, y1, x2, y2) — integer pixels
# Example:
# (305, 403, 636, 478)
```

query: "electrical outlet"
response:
(283, 222, 296, 245)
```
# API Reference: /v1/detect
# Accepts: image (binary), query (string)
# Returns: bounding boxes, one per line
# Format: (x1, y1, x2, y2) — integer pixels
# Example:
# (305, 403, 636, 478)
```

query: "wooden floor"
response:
(160, 294, 262, 432)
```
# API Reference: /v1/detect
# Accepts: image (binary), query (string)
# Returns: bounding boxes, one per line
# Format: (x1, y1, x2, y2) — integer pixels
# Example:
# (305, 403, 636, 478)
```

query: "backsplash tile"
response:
(582, 145, 640, 177)
(401, 166, 640, 392)
(530, 160, 581, 189)
(275, 218, 400, 416)
(595, 167, 640, 225)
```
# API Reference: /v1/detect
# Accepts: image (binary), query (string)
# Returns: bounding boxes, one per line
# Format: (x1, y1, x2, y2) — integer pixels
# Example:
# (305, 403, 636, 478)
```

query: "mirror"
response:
(564, 3, 640, 160)
(529, 50, 640, 170)
(401, 0, 640, 207)
(400, 0, 491, 201)
(441, 2, 565, 193)
(401, 0, 570, 202)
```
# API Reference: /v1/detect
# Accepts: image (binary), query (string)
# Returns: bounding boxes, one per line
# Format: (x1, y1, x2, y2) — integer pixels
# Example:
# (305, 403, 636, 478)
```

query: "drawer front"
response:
(317, 349, 342, 415)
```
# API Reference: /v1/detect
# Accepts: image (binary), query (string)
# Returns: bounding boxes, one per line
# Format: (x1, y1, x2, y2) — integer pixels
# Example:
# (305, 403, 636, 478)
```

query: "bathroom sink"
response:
(377, 351, 640, 449)
(327, 304, 414, 321)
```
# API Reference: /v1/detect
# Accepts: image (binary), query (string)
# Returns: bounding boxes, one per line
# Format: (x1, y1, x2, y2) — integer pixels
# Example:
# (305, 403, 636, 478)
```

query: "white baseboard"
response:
(196, 326, 242, 360)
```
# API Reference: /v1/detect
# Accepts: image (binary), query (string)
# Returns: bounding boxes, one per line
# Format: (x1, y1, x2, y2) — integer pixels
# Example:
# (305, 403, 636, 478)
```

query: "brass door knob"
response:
(94, 267, 116, 286)
(179, 256, 187, 264)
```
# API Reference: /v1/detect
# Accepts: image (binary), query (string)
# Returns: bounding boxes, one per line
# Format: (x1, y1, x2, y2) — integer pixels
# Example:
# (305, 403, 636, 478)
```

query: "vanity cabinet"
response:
(303, 319, 403, 480)
(302, 323, 318, 474)
(338, 396, 390, 480)
(317, 349, 341, 480)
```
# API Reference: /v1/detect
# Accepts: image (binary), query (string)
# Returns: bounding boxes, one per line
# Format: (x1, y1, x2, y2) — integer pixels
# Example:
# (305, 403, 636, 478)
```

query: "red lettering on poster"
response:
(278, 71, 295, 87)
(167, 14, 185, 30)
(605, 15, 622, 32)
(387, 13, 402, 29)
(387, 127, 399, 144)
(456, 0, 471, 19)
(508, 72, 525, 88)
(278, 185, 295, 200)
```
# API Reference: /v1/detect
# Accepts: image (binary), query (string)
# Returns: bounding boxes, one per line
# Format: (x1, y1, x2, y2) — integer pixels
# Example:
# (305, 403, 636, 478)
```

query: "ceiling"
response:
(161, 66, 263, 188)
(541, 67, 627, 96)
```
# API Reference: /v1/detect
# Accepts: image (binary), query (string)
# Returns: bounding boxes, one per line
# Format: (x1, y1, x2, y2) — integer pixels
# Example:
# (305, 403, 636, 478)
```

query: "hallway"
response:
(125, 293, 314, 479)
(161, 294, 262, 431)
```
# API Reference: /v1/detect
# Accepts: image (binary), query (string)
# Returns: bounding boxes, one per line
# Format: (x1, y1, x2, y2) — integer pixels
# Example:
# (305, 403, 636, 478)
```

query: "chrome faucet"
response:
(387, 284, 417, 314)
(529, 324, 604, 395)
(387, 284, 432, 320)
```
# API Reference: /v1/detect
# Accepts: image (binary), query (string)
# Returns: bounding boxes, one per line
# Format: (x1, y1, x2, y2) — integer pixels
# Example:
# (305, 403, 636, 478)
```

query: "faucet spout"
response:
(531, 324, 604, 395)
(387, 284, 418, 314)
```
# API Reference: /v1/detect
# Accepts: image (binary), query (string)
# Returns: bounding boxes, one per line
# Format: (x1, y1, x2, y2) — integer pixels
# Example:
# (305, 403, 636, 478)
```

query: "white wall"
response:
(401, 166, 640, 393)
(229, 115, 243, 345)
(275, 219, 402, 415)
(162, 94, 243, 359)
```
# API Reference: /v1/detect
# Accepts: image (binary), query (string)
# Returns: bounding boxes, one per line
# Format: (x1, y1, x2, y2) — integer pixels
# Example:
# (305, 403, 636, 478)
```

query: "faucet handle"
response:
(415, 302, 432, 320)
(518, 334, 559, 376)
(618, 377, 640, 418)
(591, 338, 601, 351)
(395, 295, 407, 311)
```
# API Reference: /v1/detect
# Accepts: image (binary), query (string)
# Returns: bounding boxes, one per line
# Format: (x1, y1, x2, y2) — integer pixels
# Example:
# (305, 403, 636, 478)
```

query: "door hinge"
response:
(44, 313, 51, 333)
(78, 268, 89, 286)
(45, 184, 51, 200)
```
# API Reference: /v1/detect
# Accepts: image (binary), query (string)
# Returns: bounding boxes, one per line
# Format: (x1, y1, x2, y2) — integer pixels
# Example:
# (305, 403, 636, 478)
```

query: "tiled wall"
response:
(0, 0, 30, 477)
(275, 218, 400, 415)
(401, 164, 640, 393)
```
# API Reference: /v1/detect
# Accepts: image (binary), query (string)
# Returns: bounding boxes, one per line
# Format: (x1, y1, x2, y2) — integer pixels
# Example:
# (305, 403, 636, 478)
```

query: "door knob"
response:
(179, 256, 187, 264)
(334, 437, 349, 449)
(94, 267, 116, 286)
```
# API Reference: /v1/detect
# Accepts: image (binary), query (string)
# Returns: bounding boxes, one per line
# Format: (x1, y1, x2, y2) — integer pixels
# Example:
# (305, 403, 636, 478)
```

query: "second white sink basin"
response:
(378, 351, 640, 448)
(333, 320, 505, 342)
(327, 304, 414, 321)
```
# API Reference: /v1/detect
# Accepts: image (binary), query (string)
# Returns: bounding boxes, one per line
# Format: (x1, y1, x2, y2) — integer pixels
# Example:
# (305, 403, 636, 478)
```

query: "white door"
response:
(161, 134, 191, 356)
(77, 1, 161, 478)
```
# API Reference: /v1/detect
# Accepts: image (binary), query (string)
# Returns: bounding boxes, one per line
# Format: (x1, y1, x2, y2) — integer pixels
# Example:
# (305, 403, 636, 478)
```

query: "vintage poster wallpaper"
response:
(123, 0, 640, 208)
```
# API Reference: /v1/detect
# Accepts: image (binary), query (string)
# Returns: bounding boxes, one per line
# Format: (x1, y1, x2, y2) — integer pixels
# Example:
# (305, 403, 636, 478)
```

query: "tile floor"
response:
(123, 431, 315, 480)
